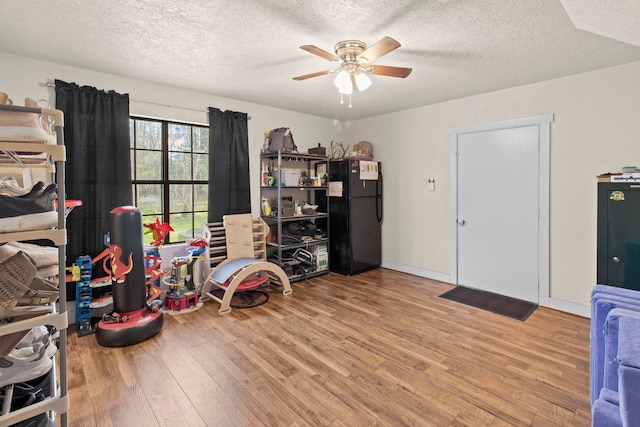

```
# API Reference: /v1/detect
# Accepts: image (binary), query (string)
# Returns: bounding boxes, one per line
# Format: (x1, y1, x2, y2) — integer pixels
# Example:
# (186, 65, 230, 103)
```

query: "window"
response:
(130, 117, 209, 244)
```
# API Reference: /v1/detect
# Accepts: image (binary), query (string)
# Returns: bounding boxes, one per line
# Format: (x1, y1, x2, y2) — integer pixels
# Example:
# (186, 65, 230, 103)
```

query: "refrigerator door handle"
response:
(376, 171, 383, 223)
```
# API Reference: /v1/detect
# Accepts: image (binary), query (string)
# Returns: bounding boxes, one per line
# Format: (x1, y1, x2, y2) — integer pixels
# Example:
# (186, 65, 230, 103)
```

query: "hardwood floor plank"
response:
(128, 342, 206, 427)
(308, 370, 394, 425)
(156, 341, 240, 426)
(108, 385, 152, 427)
(65, 269, 591, 426)
(188, 341, 274, 426)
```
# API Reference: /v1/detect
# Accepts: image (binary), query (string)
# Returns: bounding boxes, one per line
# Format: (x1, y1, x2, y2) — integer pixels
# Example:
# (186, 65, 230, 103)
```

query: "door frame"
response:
(449, 114, 553, 306)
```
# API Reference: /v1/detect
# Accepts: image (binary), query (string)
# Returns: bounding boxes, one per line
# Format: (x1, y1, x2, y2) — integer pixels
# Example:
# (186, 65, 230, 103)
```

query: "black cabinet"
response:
(597, 182, 640, 290)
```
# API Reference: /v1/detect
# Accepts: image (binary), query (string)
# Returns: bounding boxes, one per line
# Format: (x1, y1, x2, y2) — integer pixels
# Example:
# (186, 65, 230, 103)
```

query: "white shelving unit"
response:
(0, 104, 69, 427)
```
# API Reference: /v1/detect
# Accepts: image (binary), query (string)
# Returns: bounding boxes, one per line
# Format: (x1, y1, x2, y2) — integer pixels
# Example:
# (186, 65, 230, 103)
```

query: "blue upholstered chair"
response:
(591, 285, 640, 426)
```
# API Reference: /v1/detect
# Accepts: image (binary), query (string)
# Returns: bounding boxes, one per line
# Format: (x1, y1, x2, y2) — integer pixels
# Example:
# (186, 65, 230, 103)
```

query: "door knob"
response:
(613, 256, 620, 263)
(458, 219, 466, 226)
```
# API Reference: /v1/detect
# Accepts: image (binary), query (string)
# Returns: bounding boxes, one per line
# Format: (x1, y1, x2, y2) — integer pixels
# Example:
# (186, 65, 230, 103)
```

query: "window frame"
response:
(130, 116, 209, 245)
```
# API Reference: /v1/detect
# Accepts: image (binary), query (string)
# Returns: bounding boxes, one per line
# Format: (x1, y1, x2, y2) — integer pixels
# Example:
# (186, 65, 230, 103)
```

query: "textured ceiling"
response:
(1, 0, 640, 120)
(560, 0, 640, 46)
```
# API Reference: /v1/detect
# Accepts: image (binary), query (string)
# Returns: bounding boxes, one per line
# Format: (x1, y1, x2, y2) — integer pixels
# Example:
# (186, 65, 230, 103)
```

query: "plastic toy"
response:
(162, 238, 207, 312)
(143, 218, 174, 247)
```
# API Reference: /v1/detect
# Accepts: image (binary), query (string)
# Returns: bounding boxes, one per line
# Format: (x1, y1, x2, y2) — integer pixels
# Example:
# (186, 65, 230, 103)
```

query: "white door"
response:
(455, 125, 540, 302)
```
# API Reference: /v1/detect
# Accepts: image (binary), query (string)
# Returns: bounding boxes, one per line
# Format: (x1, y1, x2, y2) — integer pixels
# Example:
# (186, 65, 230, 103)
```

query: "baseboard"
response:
(545, 297, 590, 318)
(381, 260, 450, 283)
(382, 260, 591, 318)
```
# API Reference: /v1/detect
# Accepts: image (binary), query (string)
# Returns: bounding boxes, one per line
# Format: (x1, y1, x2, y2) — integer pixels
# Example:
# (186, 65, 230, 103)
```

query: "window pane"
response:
(135, 120, 162, 150)
(136, 150, 163, 180)
(168, 152, 191, 180)
(194, 211, 207, 234)
(193, 127, 209, 153)
(168, 124, 190, 152)
(130, 149, 135, 179)
(194, 184, 208, 212)
(130, 119, 134, 148)
(136, 184, 163, 215)
(169, 212, 193, 242)
(193, 153, 208, 181)
(170, 184, 192, 213)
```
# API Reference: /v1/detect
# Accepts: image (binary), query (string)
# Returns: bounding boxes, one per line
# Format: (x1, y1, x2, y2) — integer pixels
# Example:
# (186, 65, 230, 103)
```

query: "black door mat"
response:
(439, 286, 538, 321)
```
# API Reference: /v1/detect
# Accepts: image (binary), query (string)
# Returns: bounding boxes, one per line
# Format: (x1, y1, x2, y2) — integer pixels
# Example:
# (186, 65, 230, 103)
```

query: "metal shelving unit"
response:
(260, 151, 329, 282)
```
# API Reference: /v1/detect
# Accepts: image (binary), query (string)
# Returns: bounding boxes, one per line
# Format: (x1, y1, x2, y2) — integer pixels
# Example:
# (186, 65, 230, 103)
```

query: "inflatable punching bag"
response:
(96, 206, 164, 348)
(110, 206, 146, 313)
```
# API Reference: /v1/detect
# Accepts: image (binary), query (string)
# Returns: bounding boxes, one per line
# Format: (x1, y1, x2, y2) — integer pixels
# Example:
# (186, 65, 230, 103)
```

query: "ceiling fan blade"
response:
(300, 45, 338, 62)
(357, 36, 401, 63)
(369, 65, 413, 78)
(292, 70, 332, 80)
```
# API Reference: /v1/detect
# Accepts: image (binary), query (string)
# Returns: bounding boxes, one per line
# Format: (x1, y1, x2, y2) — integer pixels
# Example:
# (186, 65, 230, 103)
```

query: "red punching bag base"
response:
(95, 308, 163, 347)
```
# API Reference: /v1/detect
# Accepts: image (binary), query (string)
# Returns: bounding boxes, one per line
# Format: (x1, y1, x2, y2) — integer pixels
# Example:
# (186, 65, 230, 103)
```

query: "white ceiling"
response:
(1, 0, 640, 121)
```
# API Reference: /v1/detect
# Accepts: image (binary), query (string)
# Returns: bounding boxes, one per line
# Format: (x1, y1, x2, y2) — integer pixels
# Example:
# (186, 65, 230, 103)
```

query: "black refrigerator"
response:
(328, 159, 383, 275)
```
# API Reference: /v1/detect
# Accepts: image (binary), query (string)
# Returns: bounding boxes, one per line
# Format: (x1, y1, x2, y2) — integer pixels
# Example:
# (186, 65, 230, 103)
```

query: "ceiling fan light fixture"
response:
(338, 80, 353, 95)
(295, 37, 411, 107)
(355, 72, 372, 91)
(334, 70, 351, 89)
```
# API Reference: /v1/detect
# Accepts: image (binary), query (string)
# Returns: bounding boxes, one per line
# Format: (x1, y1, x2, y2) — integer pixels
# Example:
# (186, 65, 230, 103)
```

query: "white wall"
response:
(4, 51, 640, 315)
(350, 60, 640, 314)
(0, 52, 347, 216)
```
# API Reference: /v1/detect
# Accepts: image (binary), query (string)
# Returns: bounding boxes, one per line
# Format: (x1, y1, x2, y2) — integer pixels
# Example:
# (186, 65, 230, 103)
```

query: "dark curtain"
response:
(55, 80, 132, 265)
(207, 108, 250, 222)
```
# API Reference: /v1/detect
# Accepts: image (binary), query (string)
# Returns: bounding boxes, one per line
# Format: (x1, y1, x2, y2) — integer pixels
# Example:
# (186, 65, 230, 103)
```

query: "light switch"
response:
(428, 179, 435, 191)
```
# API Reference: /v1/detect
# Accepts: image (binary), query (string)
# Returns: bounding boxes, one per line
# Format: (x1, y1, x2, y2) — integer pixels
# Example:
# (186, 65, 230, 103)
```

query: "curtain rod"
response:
(44, 81, 251, 119)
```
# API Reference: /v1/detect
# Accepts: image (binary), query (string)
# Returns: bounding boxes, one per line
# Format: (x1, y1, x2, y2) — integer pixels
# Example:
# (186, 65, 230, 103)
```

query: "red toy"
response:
(143, 218, 174, 246)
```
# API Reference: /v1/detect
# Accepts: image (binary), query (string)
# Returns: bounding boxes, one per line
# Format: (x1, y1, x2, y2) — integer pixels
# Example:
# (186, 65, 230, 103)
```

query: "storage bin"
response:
(280, 169, 300, 187)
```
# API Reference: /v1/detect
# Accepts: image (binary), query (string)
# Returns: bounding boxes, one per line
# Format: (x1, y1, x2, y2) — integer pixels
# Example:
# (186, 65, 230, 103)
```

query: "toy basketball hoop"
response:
(54, 199, 82, 218)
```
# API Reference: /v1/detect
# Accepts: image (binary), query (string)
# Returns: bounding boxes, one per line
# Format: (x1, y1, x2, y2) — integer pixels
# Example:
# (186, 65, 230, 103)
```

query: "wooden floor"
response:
(63, 268, 591, 427)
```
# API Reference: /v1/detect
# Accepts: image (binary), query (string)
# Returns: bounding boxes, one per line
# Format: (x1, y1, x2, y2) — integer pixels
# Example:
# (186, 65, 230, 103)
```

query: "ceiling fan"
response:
(293, 36, 412, 96)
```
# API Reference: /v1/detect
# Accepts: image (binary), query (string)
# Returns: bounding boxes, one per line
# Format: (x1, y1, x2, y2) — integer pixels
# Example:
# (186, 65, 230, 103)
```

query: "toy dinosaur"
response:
(143, 218, 174, 246)
(108, 244, 133, 283)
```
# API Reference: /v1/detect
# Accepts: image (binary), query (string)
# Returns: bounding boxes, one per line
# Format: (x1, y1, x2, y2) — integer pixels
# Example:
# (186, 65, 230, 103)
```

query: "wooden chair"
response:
(201, 214, 291, 314)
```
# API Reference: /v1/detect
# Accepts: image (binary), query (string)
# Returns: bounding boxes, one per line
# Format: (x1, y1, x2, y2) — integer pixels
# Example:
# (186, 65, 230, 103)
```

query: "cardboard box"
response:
(315, 251, 328, 271)
(313, 243, 328, 253)
(314, 243, 328, 271)
(266, 225, 277, 243)
(277, 196, 294, 216)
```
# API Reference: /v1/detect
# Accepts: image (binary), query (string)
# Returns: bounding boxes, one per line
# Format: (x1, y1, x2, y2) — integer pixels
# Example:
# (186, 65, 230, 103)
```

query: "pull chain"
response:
(339, 93, 353, 108)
